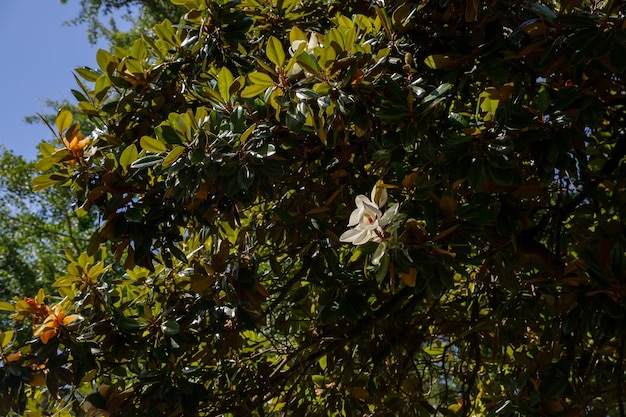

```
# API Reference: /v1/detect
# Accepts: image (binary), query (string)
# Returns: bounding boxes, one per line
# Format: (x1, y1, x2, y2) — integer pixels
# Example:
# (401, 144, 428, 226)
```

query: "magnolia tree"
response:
(2, 0, 626, 415)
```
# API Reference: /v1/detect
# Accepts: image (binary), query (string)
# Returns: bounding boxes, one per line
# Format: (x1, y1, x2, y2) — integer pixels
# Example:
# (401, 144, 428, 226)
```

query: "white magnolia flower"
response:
(287, 33, 319, 77)
(339, 183, 399, 245)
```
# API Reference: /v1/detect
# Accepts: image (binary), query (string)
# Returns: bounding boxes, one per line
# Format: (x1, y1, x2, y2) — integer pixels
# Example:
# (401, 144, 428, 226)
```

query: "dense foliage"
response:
(2, 0, 626, 415)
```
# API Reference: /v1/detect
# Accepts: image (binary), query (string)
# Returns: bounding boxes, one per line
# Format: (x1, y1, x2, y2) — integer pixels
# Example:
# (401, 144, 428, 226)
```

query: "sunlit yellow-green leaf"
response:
(218, 66, 234, 102)
(289, 27, 307, 44)
(242, 83, 273, 98)
(203, 87, 224, 104)
(0, 330, 14, 348)
(317, 47, 336, 70)
(31, 174, 60, 192)
(154, 19, 178, 46)
(35, 157, 55, 173)
(162, 145, 186, 167)
(169, 0, 199, 7)
(53, 275, 81, 287)
(125, 57, 144, 74)
(334, 15, 354, 29)
(96, 48, 112, 73)
(55, 110, 73, 135)
(38, 142, 56, 158)
(120, 145, 139, 172)
(140, 136, 167, 153)
(74, 66, 100, 82)
(130, 37, 148, 60)
(339, 26, 356, 51)
(0, 301, 14, 312)
(248, 72, 275, 87)
(266, 36, 285, 68)
(87, 261, 106, 280)
(479, 87, 500, 115)
(240, 123, 256, 143)
(326, 28, 345, 51)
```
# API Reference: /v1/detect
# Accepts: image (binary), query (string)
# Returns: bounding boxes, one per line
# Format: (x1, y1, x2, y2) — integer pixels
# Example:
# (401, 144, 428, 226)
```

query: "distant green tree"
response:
(0, 147, 94, 300)
(60, 0, 185, 46)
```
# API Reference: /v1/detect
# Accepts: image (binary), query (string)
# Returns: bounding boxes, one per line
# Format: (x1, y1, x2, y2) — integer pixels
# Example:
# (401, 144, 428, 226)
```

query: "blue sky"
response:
(0, 1, 122, 161)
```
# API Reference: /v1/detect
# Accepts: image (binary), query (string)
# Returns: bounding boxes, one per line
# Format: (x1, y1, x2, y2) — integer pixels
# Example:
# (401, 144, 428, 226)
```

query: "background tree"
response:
(2, 0, 626, 416)
(0, 147, 94, 303)
(60, 0, 185, 47)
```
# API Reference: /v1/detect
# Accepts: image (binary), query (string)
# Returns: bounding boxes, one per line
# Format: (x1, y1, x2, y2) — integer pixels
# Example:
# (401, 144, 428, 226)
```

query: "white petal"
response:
(339, 227, 366, 244)
(361, 200, 382, 218)
(354, 195, 370, 208)
(371, 183, 388, 208)
(352, 230, 374, 245)
(307, 33, 319, 52)
(379, 203, 399, 226)
(347, 206, 364, 227)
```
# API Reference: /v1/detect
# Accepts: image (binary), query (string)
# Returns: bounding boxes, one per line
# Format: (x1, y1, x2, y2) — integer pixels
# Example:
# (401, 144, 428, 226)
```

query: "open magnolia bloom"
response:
(340, 183, 399, 245)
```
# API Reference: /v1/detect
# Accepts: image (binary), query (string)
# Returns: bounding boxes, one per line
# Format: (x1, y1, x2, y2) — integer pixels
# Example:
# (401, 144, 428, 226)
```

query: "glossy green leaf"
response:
(0, 301, 14, 312)
(266, 36, 285, 68)
(119, 145, 139, 172)
(117, 316, 148, 332)
(140, 136, 167, 153)
(31, 174, 61, 191)
(38, 142, 56, 158)
(170, 0, 199, 6)
(248, 71, 275, 87)
(296, 52, 322, 74)
(286, 101, 308, 133)
(218, 66, 235, 102)
(241, 83, 273, 98)
(55, 110, 73, 135)
(161, 319, 180, 336)
(96, 48, 112, 73)
(130, 154, 164, 169)
(162, 145, 186, 167)
(74, 66, 100, 82)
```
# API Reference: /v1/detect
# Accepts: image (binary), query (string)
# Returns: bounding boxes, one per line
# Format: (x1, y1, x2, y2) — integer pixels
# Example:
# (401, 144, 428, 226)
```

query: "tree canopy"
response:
(2, 0, 626, 416)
